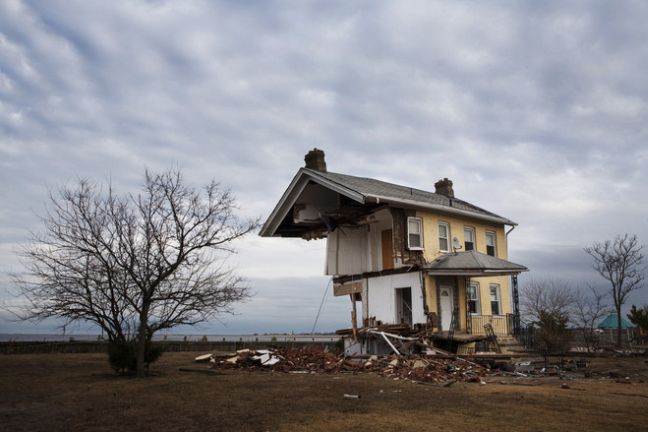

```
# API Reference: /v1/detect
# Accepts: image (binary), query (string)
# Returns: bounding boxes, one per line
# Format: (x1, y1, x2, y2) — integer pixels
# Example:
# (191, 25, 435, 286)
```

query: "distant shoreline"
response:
(0, 333, 340, 343)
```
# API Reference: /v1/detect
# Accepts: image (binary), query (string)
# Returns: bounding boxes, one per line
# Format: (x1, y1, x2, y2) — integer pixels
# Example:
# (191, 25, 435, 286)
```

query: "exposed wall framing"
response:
(390, 208, 425, 267)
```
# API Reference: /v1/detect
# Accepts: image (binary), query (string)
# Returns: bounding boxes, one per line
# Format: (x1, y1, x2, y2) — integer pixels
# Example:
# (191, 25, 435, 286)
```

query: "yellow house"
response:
(261, 149, 528, 349)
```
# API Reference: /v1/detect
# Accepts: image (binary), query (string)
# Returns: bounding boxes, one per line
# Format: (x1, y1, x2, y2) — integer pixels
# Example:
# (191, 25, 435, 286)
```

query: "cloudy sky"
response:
(1, 0, 647, 335)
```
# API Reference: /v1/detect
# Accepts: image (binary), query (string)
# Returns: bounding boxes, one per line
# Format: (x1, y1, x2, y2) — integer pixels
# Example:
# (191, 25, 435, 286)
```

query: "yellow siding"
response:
(425, 275, 438, 314)
(416, 210, 512, 326)
(470, 275, 512, 316)
(416, 210, 508, 261)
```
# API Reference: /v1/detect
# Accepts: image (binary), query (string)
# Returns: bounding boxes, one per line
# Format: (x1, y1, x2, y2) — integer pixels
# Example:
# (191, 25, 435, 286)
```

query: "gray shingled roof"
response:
(424, 250, 528, 275)
(306, 168, 516, 225)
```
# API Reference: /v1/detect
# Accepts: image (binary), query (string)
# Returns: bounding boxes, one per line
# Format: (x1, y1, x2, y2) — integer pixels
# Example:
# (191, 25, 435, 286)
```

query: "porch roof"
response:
(423, 250, 528, 276)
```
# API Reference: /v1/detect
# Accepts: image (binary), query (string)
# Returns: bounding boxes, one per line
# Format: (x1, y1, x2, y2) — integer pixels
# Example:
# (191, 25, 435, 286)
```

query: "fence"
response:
(0, 339, 342, 355)
(469, 314, 513, 336)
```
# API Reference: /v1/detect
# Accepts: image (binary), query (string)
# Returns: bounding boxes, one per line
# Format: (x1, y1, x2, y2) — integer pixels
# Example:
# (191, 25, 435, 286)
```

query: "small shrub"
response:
(107, 341, 163, 375)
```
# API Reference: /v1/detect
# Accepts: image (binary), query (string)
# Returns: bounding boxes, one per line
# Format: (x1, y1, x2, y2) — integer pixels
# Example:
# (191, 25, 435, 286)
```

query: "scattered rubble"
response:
(192, 345, 647, 387)
(208, 346, 488, 385)
(194, 353, 215, 363)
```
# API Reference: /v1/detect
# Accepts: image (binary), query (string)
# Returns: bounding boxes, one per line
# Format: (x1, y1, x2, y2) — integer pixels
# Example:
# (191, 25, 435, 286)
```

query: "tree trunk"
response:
(136, 309, 149, 377)
(616, 306, 623, 348)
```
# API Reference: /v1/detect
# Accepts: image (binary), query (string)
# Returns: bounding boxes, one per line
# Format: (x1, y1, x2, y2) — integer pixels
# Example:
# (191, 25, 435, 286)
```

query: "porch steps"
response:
(496, 336, 529, 354)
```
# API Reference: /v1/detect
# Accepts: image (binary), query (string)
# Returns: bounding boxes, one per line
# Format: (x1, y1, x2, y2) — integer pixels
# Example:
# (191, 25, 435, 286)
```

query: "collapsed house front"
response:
(260, 149, 528, 354)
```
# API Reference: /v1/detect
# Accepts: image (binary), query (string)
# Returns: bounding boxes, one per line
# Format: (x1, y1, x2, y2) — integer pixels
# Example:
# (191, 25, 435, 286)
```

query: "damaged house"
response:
(260, 149, 528, 353)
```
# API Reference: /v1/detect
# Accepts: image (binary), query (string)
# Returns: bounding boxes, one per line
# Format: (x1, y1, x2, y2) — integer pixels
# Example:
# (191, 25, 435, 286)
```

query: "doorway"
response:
(395, 287, 412, 326)
(439, 285, 454, 330)
(381, 229, 393, 270)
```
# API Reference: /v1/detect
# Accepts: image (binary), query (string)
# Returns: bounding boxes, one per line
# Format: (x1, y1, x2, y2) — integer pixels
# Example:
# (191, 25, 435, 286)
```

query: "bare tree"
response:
(15, 169, 258, 376)
(521, 279, 574, 366)
(572, 285, 611, 352)
(521, 279, 575, 324)
(584, 234, 645, 347)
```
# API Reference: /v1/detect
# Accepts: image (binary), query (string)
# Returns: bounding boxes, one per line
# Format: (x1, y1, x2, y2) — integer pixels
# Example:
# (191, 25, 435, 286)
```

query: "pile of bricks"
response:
(207, 346, 487, 385)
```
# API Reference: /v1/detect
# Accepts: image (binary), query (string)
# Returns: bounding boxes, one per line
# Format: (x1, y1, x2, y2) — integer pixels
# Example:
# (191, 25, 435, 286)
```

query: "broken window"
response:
(468, 282, 480, 314)
(485, 231, 496, 256)
(438, 222, 449, 252)
(407, 217, 423, 249)
(490, 284, 501, 315)
(464, 226, 475, 251)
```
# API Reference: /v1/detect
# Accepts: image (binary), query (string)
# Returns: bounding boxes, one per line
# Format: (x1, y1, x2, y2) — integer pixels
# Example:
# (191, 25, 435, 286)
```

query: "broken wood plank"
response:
(378, 331, 401, 356)
(350, 294, 358, 341)
(334, 281, 364, 297)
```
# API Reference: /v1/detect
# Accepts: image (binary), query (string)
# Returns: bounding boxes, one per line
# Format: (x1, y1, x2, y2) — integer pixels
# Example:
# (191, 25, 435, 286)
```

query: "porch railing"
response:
(469, 314, 513, 337)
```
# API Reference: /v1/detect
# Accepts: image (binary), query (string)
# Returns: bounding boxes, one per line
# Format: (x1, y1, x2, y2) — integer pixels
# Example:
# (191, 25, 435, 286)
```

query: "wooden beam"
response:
(350, 294, 358, 341)
(333, 281, 364, 297)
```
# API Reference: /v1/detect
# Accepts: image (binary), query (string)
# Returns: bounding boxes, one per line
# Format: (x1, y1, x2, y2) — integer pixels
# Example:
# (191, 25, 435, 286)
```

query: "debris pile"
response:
(206, 347, 487, 385)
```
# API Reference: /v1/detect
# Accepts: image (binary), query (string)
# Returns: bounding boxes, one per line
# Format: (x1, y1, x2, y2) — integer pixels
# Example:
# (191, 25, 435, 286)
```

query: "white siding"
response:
(325, 227, 368, 275)
(366, 272, 426, 325)
(324, 208, 393, 276)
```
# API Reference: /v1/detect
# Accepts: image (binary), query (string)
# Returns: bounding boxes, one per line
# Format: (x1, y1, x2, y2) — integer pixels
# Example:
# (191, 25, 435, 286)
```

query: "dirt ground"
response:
(1, 352, 648, 432)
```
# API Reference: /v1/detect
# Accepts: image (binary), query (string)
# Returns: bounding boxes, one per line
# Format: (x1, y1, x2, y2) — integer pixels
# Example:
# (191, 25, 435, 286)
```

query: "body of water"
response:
(0, 333, 341, 343)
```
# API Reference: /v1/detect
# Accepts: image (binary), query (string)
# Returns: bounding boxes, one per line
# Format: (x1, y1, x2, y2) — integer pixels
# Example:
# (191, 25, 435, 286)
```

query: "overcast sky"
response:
(1, 0, 648, 335)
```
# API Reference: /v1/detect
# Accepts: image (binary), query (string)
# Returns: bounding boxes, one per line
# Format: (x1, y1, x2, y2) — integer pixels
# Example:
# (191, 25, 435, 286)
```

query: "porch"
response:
(423, 250, 528, 338)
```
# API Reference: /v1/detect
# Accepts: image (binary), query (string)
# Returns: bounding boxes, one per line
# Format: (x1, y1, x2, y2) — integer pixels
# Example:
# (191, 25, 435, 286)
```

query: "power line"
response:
(310, 278, 332, 336)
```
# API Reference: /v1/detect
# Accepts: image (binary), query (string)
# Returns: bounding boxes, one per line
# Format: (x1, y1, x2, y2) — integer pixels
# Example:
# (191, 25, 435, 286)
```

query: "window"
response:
(485, 231, 496, 256)
(490, 284, 501, 315)
(438, 222, 449, 252)
(464, 227, 475, 251)
(468, 282, 480, 314)
(407, 217, 423, 249)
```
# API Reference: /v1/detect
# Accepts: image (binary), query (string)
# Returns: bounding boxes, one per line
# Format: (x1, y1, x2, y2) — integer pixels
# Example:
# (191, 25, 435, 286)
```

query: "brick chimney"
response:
(434, 178, 454, 197)
(304, 148, 327, 172)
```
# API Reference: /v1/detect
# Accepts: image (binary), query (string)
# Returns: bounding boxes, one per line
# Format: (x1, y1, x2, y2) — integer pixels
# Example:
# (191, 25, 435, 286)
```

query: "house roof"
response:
(423, 250, 528, 276)
(598, 313, 634, 330)
(260, 167, 517, 237)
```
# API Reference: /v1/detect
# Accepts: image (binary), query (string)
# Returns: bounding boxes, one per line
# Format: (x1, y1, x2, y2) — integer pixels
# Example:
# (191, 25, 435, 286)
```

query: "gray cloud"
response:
(1, 0, 648, 333)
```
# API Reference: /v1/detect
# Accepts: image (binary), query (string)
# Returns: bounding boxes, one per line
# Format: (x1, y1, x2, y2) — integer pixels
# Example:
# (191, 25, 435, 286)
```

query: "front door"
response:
(439, 285, 454, 330)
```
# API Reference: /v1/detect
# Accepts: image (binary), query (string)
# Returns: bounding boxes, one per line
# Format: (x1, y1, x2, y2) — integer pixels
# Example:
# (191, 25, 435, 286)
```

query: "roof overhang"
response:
(423, 250, 528, 277)
(425, 269, 526, 276)
(363, 194, 517, 226)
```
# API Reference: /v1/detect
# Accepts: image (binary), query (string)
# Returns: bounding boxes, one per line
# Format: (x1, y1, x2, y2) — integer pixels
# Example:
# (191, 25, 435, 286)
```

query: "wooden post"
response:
(350, 294, 358, 341)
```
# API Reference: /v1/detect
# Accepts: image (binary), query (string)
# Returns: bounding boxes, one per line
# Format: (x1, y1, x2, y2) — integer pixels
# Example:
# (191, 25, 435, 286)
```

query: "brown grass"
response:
(1, 352, 647, 432)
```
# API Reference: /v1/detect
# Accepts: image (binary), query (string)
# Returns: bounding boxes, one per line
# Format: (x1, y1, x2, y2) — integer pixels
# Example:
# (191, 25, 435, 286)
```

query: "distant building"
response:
(598, 313, 634, 330)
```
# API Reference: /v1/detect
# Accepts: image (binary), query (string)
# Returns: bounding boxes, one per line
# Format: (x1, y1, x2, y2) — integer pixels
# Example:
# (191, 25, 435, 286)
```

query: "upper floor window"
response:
(485, 231, 497, 256)
(468, 282, 480, 314)
(490, 284, 501, 315)
(407, 217, 423, 250)
(438, 222, 449, 252)
(464, 227, 475, 251)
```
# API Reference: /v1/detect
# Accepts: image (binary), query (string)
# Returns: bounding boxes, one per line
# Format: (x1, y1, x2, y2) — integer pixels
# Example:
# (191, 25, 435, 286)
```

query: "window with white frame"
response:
(438, 222, 450, 252)
(468, 282, 480, 314)
(485, 231, 496, 256)
(407, 217, 423, 249)
(464, 227, 475, 251)
(490, 284, 501, 315)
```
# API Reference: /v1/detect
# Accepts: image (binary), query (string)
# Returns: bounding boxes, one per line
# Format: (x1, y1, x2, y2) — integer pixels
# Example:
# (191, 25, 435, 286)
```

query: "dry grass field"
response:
(1, 352, 648, 432)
